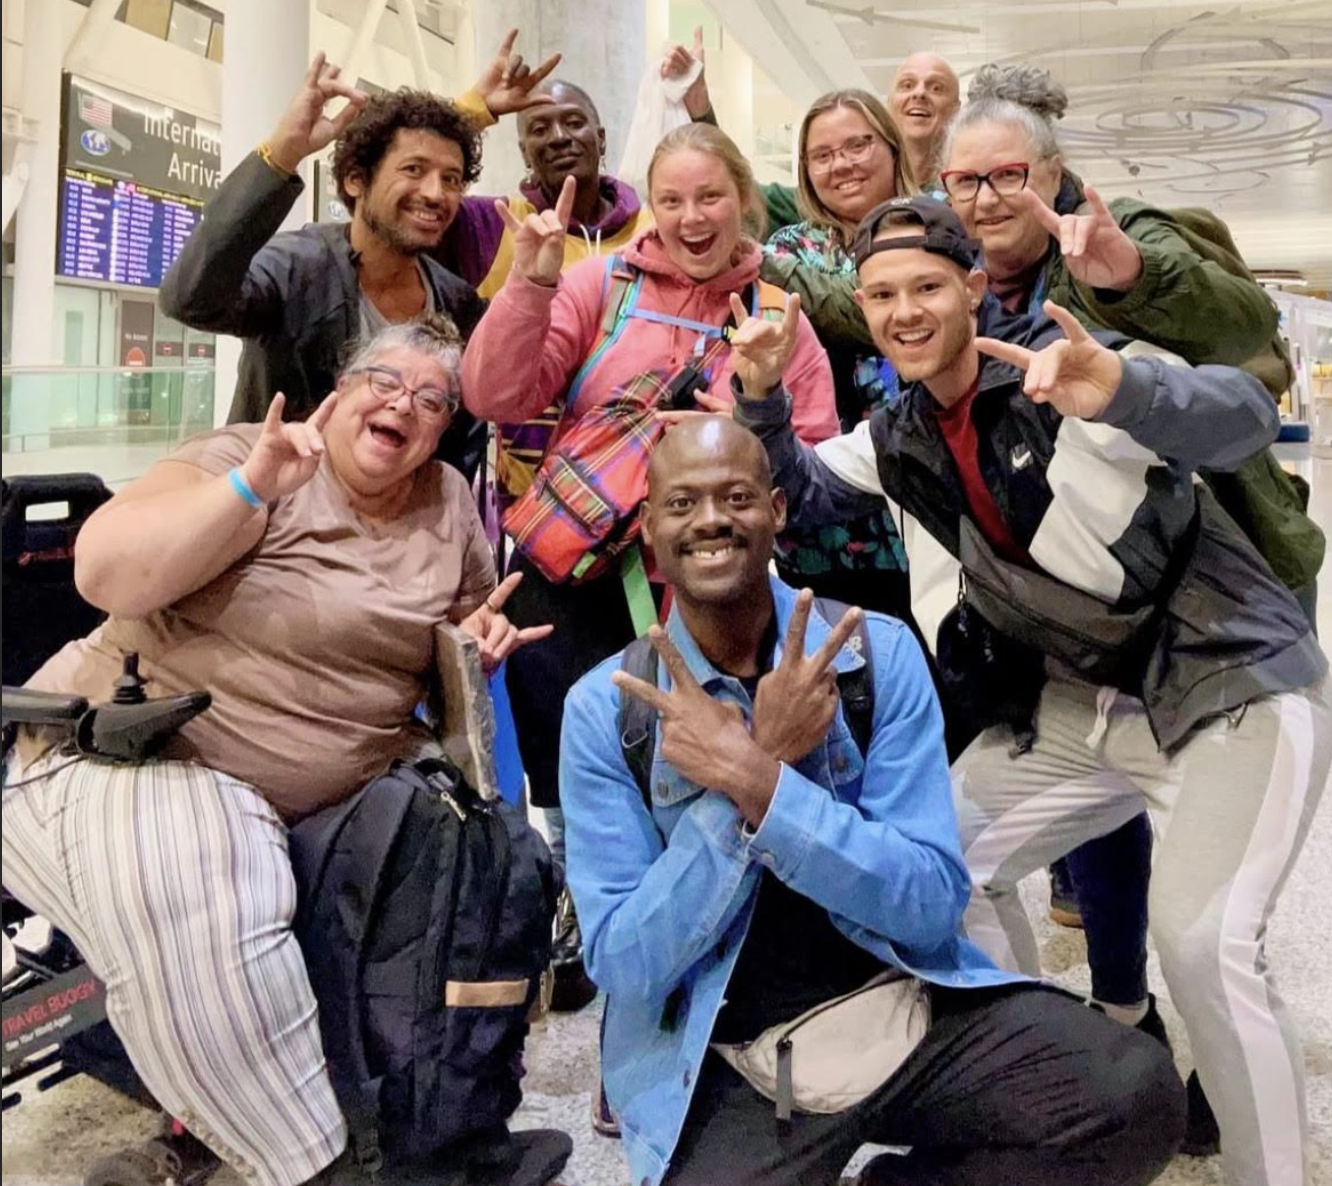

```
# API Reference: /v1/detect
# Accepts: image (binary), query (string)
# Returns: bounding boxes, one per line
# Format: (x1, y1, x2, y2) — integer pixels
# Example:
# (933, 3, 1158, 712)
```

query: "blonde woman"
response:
(757, 89, 927, 625)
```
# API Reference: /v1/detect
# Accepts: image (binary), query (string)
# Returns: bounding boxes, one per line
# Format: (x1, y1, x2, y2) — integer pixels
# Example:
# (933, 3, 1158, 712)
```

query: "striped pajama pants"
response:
(952, 673, 1332, 1186)
(1, 753, 346, 1186)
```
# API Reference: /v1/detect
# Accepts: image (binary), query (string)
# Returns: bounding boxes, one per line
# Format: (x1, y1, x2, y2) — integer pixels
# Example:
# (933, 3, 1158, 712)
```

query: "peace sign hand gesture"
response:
(458, 571, 554, 676)
(1013, 183, 1143, 292)
(975, 300, 1123, 421)
(473, 28, 562, 117)
(240, 392, 337, 503)
(751, 589, 863, 764)
(496, 174, 575, 287)
(728, 292, 803, 401)
(266, 53, 367, 173)
(611, 626, 780, 826)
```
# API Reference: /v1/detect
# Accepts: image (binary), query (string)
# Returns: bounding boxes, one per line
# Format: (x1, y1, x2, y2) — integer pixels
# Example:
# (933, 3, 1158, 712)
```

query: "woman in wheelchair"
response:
(1, 315, 550, 1186)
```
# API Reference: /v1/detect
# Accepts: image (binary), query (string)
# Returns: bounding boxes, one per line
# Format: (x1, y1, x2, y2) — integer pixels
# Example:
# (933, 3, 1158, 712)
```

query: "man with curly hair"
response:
(160, 33, 557, 482)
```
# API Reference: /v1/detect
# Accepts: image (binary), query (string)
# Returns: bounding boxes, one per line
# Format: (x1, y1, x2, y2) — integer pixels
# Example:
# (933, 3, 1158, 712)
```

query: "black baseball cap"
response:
(851, 196, 978, 274)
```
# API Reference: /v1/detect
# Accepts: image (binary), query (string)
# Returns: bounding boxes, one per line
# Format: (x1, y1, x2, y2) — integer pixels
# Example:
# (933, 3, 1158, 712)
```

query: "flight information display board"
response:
(56, 75, 220, 290)
(58, 170, 202, 289)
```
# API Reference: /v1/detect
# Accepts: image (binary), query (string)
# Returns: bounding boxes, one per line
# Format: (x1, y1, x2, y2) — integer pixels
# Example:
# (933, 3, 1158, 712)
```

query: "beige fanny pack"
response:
(711, 972, 930, 1120)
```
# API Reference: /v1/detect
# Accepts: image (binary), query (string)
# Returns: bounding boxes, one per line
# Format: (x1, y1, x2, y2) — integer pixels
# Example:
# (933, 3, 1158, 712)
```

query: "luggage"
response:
(289, 757, 561, 1170)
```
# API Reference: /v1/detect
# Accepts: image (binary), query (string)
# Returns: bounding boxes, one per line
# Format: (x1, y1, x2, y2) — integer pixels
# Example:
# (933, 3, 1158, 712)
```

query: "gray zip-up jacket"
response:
(734, 303, 1325, 750)
(159, 152, 487, 479)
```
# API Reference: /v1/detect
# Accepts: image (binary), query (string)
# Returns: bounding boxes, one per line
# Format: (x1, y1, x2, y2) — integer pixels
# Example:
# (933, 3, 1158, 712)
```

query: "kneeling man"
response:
(558, 415, 1184, 1186)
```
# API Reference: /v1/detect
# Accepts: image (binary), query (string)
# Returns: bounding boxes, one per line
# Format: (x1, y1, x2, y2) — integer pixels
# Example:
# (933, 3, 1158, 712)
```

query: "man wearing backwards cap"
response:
(721, 195, 1329, 1186)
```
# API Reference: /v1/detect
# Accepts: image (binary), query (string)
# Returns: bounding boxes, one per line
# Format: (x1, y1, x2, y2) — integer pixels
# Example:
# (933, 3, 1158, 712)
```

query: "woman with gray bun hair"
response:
(966, 61, 1068, 120)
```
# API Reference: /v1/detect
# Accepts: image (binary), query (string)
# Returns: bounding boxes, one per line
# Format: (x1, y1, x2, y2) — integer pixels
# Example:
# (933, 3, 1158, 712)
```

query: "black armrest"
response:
(2, 688, 89, 728)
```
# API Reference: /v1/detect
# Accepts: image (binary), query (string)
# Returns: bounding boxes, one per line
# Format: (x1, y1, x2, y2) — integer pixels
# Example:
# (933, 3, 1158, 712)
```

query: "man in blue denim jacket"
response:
(558, 416, 1183, 1186)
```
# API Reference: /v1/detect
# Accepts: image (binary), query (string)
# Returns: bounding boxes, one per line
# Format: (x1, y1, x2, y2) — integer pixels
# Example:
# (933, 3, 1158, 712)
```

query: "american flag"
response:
(79, 92, 113, 127)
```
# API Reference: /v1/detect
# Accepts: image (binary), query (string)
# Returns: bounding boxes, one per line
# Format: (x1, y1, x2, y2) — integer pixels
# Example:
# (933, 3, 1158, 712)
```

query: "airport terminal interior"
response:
(2, 1, 1331, 1184)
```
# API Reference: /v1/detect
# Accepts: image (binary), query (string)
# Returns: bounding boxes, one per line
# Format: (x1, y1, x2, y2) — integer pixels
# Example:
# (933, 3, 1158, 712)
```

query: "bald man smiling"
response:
(888, 52, 961, 190)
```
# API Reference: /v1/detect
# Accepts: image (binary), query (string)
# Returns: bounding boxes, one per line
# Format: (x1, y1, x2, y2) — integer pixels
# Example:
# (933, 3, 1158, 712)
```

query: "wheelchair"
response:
(2, 471, 524, 1185)
(2, 473, 223, 1186)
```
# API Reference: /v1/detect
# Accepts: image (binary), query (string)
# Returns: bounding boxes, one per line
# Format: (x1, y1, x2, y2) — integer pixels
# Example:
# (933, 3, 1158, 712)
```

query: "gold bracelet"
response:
(256, 141, 295, 179)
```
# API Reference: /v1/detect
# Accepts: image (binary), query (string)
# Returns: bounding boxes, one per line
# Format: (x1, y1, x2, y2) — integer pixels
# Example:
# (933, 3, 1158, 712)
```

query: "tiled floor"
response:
(4, 457, 1331, 1186)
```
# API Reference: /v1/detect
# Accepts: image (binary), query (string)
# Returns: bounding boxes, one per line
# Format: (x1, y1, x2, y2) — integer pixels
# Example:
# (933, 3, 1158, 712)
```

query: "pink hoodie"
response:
(462, 229, 838, 445)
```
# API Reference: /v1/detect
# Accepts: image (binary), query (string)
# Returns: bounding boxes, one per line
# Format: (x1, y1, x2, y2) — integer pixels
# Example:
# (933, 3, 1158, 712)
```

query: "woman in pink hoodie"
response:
(461, 123, 837, 1012)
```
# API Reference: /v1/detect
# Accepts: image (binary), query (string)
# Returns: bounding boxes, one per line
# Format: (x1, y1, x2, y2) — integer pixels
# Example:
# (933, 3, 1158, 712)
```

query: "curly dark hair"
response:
(332, 89, 484, 211)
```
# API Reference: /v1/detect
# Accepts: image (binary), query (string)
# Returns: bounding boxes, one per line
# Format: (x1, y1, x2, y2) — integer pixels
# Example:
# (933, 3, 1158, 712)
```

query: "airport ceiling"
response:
(827, 0, 1332, 289)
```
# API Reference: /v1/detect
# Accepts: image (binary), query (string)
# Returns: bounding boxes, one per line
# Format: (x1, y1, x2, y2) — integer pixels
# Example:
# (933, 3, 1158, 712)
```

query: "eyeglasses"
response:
(938, 162, 1031, 202)
(805, 133, 887, 173)
(348, 364, 460, 418)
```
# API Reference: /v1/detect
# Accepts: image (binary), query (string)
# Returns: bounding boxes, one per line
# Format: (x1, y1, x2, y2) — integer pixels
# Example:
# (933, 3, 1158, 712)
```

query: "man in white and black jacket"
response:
(723, 196, 1329, 1186)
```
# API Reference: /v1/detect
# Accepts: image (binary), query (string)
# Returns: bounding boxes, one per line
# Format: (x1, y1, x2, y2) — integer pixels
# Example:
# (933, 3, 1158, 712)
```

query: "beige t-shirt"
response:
(28, 425, 496, 819)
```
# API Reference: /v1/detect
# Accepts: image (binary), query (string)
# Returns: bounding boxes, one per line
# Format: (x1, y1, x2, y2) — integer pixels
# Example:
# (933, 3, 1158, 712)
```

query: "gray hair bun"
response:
(968, 64, 1068, 122)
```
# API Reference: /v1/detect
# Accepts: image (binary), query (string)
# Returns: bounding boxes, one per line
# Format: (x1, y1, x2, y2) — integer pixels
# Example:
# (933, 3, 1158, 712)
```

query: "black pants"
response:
(662, 985, 1184, 1186)
(503, 553, 653, 809)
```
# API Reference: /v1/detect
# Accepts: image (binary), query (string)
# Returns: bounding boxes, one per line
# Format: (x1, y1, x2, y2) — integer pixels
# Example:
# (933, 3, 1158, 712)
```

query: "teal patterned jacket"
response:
(765, 221, 907, 577)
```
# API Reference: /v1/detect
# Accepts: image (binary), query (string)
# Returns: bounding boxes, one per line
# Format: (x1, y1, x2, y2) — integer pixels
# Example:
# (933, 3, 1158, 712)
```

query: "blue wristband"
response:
(228, 467, 265, 510)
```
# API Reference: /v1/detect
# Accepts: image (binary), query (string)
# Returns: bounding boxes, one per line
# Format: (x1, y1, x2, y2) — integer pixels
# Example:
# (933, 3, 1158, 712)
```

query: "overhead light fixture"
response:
(1253, 270, 1308, 287)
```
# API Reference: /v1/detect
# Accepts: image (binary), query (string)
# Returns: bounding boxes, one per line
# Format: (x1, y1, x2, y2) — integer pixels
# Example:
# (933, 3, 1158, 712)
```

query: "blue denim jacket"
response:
(559, 577, 1024, 1186)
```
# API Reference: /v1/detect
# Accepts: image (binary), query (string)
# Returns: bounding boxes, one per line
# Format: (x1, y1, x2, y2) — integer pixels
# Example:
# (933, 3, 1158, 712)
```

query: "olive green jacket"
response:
(1045, 172, 1320, 591)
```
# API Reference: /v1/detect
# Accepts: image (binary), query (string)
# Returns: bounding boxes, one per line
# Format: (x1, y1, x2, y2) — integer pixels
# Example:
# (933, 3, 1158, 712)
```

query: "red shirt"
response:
(935, 378, 1030, 564)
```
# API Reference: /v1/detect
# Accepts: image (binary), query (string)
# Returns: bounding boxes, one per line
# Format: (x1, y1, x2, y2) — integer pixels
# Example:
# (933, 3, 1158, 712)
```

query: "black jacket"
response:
(736, 299, 1325, 750)
(159, 152, 487, 479)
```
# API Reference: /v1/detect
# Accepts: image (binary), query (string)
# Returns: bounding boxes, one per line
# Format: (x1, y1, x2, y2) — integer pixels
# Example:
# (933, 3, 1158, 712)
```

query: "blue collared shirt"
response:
(559, 576, 1023, 1186)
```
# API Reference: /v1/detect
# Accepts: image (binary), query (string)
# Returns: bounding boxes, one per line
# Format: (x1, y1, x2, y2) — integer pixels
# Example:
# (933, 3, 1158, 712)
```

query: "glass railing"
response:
(2, 365, 216, 487)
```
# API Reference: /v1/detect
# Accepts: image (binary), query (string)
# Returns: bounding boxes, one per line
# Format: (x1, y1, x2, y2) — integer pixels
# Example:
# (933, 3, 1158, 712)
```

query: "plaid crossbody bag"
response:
(503, 260, 785, 586)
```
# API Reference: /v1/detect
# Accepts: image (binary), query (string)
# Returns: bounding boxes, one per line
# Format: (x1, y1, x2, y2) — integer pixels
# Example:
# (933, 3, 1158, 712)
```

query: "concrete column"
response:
(11, 0, 61, 370)
(471, 0, 646, 196)
(214, 0, 312, 425)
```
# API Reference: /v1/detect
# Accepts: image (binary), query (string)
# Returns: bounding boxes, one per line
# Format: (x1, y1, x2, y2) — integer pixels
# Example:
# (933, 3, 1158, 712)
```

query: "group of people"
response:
(2, 23, 1326, 1186)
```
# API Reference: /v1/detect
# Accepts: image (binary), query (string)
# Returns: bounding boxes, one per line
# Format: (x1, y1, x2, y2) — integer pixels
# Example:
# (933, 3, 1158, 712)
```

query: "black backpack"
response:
(617, 599, 875, 802)
(289, 757, 560, 1170)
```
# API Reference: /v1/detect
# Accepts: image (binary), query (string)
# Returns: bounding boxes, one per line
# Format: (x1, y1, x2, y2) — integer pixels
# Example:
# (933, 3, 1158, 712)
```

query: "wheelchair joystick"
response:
(2, 652, 211, 764)
(111, 654, 148, 705)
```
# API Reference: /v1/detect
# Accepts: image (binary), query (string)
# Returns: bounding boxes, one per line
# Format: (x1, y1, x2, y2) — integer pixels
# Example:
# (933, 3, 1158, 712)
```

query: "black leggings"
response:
(502, 553, 656, 809)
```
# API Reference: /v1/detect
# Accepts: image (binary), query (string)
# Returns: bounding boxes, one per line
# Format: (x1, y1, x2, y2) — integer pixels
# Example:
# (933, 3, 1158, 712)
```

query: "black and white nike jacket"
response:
(734, 298, 1325, 750)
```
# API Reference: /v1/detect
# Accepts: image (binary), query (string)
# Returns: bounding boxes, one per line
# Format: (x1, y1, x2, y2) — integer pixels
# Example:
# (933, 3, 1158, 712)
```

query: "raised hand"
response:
(660, 26, 710, 119)
(496, 174, 575, 285)
(473, 28, 562, 117)
(1013, 183, 1143, 292)
(240, 392, 337, 502)
(458, 571, 554, 675)
(728, 291, 802, 400)
(266, 53, 367, 173)
(611, 626, 779, 824)
(751, 589, 863, 764)
(975, 301, 1123, 420)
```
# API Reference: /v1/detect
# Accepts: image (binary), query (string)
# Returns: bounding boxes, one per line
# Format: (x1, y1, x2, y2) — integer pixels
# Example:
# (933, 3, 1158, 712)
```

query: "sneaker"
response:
(1180, 1070, 1221, 1158)
(83, 1123, 222, 1186)
(424, 1128, 573, 1186)
(1047, 860, 1083, 929)
(549, 888, 597, 1013)
(1134, 994, 1171, 1050)
(1128, 997, 1220, 1159)
(590, 1078, 621, 1140)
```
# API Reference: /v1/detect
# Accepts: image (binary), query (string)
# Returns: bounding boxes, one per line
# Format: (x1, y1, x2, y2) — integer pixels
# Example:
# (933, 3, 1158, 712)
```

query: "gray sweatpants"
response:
(953, 674, 1332, 1186)
(2, 754, 346, 1186)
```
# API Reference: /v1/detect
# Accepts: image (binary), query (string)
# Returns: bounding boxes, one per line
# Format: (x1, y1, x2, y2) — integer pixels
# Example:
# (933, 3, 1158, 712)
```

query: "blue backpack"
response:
(289, 757, 560, 1171)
